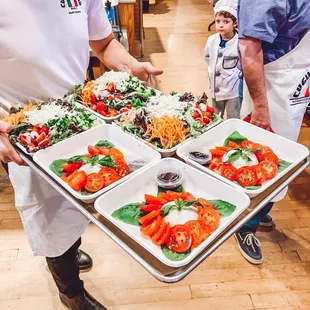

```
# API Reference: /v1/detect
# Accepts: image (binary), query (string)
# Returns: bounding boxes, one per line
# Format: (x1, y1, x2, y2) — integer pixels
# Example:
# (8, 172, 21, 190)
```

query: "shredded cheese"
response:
(146, 95, 188, 118)
(24, 102, 76, 125)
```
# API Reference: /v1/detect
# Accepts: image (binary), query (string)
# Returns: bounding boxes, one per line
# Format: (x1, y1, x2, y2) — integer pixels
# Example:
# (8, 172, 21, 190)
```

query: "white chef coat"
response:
(204, 33, 240, 101)
(0, 0, 112, 257)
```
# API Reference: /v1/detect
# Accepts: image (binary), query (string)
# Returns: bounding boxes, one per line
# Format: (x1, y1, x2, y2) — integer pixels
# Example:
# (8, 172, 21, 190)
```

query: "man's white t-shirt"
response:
(0, 0, 112, 116)
(0, 0, 112, 258)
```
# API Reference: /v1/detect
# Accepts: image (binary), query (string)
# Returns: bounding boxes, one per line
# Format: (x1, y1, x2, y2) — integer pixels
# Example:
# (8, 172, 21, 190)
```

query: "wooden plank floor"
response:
(1, 0, 310, 309)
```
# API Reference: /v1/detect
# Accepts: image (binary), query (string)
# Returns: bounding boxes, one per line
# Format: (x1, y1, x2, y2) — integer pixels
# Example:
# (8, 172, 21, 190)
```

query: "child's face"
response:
(215, 14, 237, 39)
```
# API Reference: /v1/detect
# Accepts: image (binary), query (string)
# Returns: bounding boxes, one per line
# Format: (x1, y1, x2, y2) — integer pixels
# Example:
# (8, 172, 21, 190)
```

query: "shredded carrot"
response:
(143, 116, 190, 149)
(1, 101, 37, 126)
(81, 81, 98, 106)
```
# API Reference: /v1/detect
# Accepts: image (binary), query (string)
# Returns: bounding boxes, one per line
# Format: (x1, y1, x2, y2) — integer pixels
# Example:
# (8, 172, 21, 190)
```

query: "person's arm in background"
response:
(90, 35, 163, 87)
(87, 0, 162, 87)
(239, 37, 270, 128)
(238, 0, 286, 129)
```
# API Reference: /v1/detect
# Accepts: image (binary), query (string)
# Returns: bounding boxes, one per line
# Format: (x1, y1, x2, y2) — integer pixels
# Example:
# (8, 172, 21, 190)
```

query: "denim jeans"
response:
(241, 202, 274, 233)
(238, 74, 244, 105)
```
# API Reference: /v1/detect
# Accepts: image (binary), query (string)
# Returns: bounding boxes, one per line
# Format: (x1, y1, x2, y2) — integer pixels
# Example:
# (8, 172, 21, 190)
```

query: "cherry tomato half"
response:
(84, 173, 105, 193)
(236, 166, 258, 187)
(166, 225, 192, 253)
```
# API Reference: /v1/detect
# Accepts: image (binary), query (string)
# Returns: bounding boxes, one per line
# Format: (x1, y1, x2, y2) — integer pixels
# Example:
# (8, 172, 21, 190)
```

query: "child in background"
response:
(204, 0, 240, 119)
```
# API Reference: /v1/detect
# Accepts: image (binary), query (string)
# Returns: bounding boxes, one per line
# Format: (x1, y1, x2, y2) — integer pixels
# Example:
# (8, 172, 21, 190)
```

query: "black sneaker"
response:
(234, 231, 263, 265)
(259, 215, 274, 227)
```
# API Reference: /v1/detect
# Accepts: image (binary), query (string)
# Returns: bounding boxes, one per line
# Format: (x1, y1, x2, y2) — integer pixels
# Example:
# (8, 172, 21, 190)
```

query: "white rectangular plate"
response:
(177, 119, 310, 198)
(33, 124, 161, 203)
(94, 158, 250, 268)
(113, 117, 222, 157)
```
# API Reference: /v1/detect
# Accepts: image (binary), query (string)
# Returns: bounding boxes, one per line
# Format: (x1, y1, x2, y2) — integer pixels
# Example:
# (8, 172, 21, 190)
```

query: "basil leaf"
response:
(245, 186, 262, 190)
(209, 200, 237, 217)
(89, 155, 99, 166)
(241, 152, 252, 162)
(95, 140, 115, 149)
(97, 155, 116, 169)
(49, 159, 68, 177)
(161, 246, 191, 261)
(68, 155, 89, 164)
(112, 203, 145, 226)
(224, 150, 241, 163)
(161, 204, 176, 217)
(278, 159, 292, 174)
(157, 185, 185, 197)
(224, 131, 248, 147)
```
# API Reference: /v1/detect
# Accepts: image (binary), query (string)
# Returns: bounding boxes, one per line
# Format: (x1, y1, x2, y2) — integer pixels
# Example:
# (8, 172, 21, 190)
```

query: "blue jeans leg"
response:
(238, 76, 244, 105)
(241, 202, 275, 233)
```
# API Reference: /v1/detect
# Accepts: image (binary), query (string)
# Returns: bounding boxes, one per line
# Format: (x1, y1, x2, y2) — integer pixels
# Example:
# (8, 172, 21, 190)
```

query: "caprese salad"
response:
(112, 187, 236, 261)
(190, 131, 292, 189)
(50, 140, 130, 194)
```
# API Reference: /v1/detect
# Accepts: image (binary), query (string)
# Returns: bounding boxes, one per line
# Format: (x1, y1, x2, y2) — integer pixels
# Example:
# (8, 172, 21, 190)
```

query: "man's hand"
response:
(130, 60, 163, 87)
(251, 104, 271, 129)
(0, 121, 26, 166)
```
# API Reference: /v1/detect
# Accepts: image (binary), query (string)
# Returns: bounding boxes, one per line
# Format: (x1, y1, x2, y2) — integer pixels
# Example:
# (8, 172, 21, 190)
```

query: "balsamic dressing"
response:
(189, 151, 210, 160)
(158, 172, 181, 183)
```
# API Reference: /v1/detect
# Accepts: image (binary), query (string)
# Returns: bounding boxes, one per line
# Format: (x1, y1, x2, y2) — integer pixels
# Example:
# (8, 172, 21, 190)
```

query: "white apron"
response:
(8, 164, 90, 257)
(241, 31, 310, 201)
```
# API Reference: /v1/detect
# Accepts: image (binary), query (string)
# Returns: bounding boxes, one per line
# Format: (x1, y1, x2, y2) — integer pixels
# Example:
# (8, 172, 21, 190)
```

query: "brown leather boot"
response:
(59, 289, 107, 310)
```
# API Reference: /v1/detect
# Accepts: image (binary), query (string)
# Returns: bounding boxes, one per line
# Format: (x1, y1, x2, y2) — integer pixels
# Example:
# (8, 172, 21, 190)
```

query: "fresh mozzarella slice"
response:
(164, 204, 197, 226)
(223, 149, 258, 169)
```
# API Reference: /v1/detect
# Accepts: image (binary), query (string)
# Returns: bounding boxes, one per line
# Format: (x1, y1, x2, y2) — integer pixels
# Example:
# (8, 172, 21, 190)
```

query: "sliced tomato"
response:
(63, 162, 83, 173)
(184, 220, 205, 248)
(91, 104, 97, 111)
(236, 166, 258, 187)
(41, 126, 49, 135)
(20, 135, 29, 146)
(166, 225, 192, 253)
(115, 161, 130, 177)
(228, 141, 240, 148)
(215, 146, 231, 152)
(255, 145, 273, 162)
(108, 148, 125, 161)
(198, 220, 212, 241)
(140, 204, 162, 212)
(90, 94, 97, 104)
(99, 167, 120, 187)
(198, 207, 220, 232)
(138, 210, 161, 226)
(84, 173, 105, 193)
(252, 165, 267, 185)
(115, 94, 124, 100)
(61, 171, 72, 183)
(108, 108, 119, 117)
(262, 152, 279, 166)
(140, 216, 162, 237)
(152, 219, 167, 244)
(68, 171, 88, 192)
(120, 107, 130, 114)
(156, 223, 171, 245)
(202, 116, 210, 124)
(108, 82, 115, 93)
(207, 106, 215, 114)
(259, 161, 278, 180)
(99, 146, 110, 156)
(97, 102, 108, 113)
(38, 138, 49, 148)
(210, 149, 226, 157)
(165, 191, 182, 201)
(145, 194, 167, 206)
(32, 125, 41, 134)
(195, 198, 214, 210)
(180, 192, 196, 201)
(241, 140, 255, 149)
(220, 164, 237, 181)
(88, 145, 101, 156)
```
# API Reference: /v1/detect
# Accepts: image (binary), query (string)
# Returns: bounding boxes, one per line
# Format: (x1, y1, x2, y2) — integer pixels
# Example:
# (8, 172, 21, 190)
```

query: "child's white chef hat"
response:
(214, 0, 238, 19)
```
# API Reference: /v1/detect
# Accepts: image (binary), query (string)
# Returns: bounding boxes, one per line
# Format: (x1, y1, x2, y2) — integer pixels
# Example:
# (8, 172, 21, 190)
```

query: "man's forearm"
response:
(90, 35, 137, 74)
(239, 38, 267, 108)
